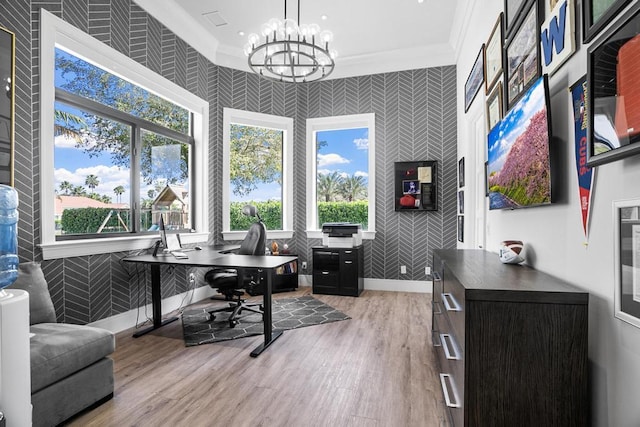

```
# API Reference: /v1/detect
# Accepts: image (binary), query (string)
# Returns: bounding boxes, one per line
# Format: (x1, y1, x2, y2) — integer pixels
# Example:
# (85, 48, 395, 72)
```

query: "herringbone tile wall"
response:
(1, 0, 457, 324)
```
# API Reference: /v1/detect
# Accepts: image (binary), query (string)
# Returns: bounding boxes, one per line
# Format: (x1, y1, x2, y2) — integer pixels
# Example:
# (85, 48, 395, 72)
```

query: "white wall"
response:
(456, 1, 640, 426)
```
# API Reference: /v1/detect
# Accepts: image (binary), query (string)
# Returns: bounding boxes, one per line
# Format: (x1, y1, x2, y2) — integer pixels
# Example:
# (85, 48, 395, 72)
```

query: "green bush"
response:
(230, 200, 368, 230)
(318, 201, 368, 228)
(61, 208, 131, 234)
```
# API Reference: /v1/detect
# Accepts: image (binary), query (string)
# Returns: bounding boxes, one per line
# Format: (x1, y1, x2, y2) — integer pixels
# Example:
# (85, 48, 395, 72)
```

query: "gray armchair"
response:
(204, 205, 266, 327)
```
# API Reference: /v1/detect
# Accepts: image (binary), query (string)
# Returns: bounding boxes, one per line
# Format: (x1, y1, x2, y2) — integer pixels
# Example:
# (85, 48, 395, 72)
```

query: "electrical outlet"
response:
(400, 265, 407, 274)
(425, 266, 431, 276)
(301, 261, 307, 270)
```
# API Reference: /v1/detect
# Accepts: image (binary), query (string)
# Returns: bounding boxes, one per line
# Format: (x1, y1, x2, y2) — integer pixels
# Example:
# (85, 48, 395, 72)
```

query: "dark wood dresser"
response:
(432, 249, 588, 427)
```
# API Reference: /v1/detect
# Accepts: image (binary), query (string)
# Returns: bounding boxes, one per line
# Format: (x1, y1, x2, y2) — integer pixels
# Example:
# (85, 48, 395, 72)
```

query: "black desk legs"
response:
(132, 264, 179, 338)
(250, 268, 283, 357)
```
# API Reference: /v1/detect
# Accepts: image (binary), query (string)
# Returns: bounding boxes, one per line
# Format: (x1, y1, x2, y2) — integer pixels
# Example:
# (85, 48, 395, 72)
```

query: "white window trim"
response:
(39, 10, 209, 259)
(221, 108, 294, 241)
(305, 113, 376, 240)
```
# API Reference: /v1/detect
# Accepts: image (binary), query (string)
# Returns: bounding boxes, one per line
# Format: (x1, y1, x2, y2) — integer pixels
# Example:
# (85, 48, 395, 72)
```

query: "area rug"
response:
(181, 295, 351, 346)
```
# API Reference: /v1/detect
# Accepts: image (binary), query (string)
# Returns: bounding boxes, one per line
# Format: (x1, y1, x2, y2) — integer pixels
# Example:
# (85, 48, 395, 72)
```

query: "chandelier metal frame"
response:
(245, 0, 336, 83)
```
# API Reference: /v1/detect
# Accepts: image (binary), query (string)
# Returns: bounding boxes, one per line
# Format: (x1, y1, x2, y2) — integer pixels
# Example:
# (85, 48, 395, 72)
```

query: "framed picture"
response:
(458, 191, 465, 214)
(394, 161, 438, 211)
(486, 82, 503, 131)
(0, 26, 14, 187)
(613, 198, 640, 329)
(541, 0, 576, 76)
(464, 45, 485, 113)
(506, 2, 540, 109)
(583, 0, 633, 43)
(505, 0, 531, 37)
(458, 157, 465, 188)
(587, 2, 640, 167)
(485, 13, 504, 94)
(457, 216, 464, 243)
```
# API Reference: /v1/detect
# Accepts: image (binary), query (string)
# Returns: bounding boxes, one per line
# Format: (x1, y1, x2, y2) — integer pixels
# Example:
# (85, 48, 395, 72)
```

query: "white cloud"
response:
(354, 170, 368, 178)
(353, 137, 369, 150)
(317, 153, 350, 167)
(55, 164, 131, 200)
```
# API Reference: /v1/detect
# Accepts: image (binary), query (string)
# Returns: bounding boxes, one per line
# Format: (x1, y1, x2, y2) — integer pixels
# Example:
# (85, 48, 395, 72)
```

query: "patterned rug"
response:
(181, 295, 351, 346)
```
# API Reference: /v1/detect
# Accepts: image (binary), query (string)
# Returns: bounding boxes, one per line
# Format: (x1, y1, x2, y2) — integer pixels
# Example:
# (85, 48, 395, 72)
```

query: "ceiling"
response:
(134, 0, 467, 79)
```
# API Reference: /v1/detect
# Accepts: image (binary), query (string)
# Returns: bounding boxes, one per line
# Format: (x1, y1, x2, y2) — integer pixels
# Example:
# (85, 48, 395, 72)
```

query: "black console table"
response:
(432, 249, 588, 426)
(312, 246, 363, 296)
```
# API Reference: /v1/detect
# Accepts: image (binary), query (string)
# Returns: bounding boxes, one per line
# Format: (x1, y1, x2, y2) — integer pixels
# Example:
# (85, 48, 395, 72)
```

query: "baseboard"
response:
(297, 274, 432, 293)
(88, 285, 216, 334)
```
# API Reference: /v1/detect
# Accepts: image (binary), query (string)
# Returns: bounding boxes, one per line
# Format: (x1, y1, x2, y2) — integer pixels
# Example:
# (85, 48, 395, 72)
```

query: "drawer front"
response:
(439, 373, 464, 427)
(435, 326, 464, 427)
(442, 267, 466, 355)
(312, 271, 340, 294)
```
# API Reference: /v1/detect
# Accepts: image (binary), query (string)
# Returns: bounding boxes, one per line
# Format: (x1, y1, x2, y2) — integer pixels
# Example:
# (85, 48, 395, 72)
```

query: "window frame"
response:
(40, 9, 209, 259)
(305, 113, 376, 239)
(222, 107, 294, 241)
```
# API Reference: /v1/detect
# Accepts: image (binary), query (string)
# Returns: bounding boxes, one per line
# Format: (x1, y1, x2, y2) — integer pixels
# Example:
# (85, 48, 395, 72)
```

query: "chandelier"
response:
(244, 0, 337, 83)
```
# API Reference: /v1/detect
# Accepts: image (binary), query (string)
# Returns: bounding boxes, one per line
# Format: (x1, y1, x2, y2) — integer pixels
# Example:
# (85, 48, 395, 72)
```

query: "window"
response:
(40, 10, 209, 259)
(306, 114, 376, 239)
(222, 108, 293, 240)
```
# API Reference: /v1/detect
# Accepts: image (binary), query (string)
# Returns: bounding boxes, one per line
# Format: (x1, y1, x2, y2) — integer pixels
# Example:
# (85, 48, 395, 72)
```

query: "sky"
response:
(487, 75, 547, 175)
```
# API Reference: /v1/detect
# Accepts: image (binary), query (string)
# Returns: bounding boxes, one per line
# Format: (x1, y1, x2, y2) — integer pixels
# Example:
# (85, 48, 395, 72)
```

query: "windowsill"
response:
(222, 230, 294, 241)
(305, 230, 376, 240)
(39, 232, 210, 260)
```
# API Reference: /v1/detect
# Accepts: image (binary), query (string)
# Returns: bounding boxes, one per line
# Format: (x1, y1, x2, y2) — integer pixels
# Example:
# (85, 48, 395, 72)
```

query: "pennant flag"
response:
(570, 75, 594, 240)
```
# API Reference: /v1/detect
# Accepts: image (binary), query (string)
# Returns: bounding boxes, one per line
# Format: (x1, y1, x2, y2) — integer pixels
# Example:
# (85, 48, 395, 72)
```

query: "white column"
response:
(0, 290, 32, 426)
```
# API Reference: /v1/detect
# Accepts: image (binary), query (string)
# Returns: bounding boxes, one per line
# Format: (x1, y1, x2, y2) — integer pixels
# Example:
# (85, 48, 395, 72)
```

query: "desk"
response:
(122, 247, 298, 357)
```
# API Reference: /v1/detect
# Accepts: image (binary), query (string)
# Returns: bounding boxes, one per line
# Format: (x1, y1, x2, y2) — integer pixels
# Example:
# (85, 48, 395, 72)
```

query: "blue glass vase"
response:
(0, 184, 19, 290)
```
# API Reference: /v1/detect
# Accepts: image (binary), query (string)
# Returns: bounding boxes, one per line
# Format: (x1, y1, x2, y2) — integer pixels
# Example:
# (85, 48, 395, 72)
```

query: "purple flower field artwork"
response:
(487, 76, 552, 210)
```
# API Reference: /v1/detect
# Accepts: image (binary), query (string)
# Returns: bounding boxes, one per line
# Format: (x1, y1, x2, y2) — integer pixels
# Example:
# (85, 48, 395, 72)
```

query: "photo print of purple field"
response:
(487, 75, 552, 210)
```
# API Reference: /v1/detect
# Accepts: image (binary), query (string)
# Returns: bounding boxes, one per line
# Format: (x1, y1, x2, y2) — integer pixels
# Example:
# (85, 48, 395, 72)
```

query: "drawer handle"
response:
(321, 271, 330, 275)
(440, 334, 460, 360)
(432, 330, 441, 347)
(442, 293, 461, 312)
(344, 250, 352, 254)
(344, 260, 353, 264)
(432, 301, 442, 315)
(432, 271, 442, 282)
(439, 374, 461, 408)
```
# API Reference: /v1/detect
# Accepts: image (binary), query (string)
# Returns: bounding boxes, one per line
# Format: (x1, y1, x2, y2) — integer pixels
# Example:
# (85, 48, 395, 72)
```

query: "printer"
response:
(321, 222, 362, 248)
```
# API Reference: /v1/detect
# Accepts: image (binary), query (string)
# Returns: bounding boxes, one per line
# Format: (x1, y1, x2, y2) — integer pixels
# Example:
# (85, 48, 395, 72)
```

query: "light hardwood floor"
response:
(68, 287, 449, 427)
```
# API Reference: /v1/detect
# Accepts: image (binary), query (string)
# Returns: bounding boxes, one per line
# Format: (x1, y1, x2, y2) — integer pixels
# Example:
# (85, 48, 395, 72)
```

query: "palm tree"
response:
(59, 180, 73, 195)
(339, 175, 367, 202)
(54, 110, 86, 141)
(85, 175, 99, 194)
(113, 185, 125, 203)
(70, 185, 87, 196)
(317, 171, 343, 202)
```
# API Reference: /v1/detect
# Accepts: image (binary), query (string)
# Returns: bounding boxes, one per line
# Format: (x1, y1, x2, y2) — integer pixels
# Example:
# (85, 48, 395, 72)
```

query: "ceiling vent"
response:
(202, 11, 228, 27)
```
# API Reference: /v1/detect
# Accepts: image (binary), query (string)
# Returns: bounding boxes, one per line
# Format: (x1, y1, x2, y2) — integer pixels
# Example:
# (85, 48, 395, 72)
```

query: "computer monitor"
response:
(158, 214, 181, 253)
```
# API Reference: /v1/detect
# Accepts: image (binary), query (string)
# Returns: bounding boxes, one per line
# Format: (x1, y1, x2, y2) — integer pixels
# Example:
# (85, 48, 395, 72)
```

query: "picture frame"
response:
(613, 198, 640, 329)
(485, 13, 504, 94)
(458, 191, 465, 214)
(484, 161, 490, 197)
(0, 26, 15, 187)
(458, 157, 465, 188)
(505, 0, 529, 37)
(541, 0, 576, 76)
(583, 0, 633, 43)
(457, 215, 464, 243)
(486, 82, 503, 132)
(464, 45, 485, 113)
(394, 161, 438, 211)
(587, 1, 640, 167)
(506, 2, 540, 110)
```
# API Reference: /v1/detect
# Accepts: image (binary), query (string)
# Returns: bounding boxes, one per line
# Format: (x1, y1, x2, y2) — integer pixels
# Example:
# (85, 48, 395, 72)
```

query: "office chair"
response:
(204, 205, 266, 327)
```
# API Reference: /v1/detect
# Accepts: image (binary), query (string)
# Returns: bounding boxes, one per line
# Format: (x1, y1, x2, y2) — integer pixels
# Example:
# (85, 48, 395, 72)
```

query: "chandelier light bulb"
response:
(243, 43, 253, 56)
(330, 49, 338, 59)
(299, 24, 310, 39)
(248, 33, 260, 46)
(308, 23, 321, 36)
(319, 30, 333, 44)
(283, 18, 299, 37)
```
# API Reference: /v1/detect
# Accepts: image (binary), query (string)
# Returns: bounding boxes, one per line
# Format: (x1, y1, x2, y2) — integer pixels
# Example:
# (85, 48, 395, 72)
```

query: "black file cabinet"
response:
(312, 246, 363, 296)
